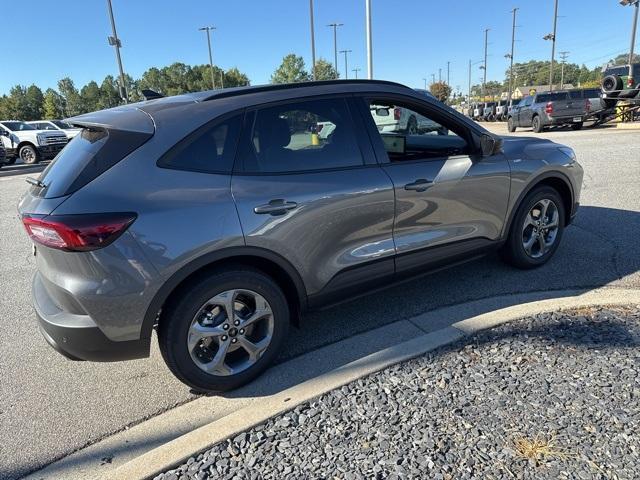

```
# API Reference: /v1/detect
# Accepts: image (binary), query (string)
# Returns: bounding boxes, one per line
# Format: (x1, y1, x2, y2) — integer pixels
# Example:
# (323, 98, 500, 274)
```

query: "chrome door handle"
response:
(254, 199, 298, 215)
(404, 179, 432, 192)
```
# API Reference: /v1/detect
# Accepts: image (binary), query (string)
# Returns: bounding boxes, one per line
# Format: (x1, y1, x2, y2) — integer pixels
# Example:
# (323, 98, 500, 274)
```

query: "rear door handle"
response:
(254, 199, 298, 215)
(404, 178, 432, 192)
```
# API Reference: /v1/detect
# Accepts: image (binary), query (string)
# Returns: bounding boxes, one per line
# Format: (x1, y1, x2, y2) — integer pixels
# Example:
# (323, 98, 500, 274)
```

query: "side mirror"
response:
(375, 107, 390, 117)
(480, 134, 503, 157)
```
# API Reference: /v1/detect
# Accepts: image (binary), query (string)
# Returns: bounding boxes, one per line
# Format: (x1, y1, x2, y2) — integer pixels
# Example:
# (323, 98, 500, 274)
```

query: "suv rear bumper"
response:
(546, 115, 584, 125)
(33, 272, 149, 362)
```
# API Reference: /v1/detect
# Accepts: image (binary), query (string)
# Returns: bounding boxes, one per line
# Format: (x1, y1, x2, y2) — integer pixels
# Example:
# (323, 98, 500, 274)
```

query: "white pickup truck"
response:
(27, 120, 82, 140)
(0, 121, 68, 164)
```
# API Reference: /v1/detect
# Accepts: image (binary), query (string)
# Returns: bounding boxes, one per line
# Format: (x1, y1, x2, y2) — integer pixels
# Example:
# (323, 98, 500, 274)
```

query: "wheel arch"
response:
(503, 172, 574, 239)
(141, 247, 308, 341)
(17, 141, 38, 152)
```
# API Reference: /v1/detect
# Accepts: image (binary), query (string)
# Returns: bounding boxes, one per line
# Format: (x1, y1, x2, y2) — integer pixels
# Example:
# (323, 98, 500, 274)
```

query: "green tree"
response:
(271, 54, 311, 84)
(611, 53, 640, 65)
(3, 86, 29, 119)
(223, 67, 250, 87)
(429, 81, 452, 102)
(57, 77, 82, 116)
(80, 81, 101, 113)
(23, 85, 44, 120)
(97, 76, 121, 110)
(313, 58, 339, 80)
(43, 88, 64, 119)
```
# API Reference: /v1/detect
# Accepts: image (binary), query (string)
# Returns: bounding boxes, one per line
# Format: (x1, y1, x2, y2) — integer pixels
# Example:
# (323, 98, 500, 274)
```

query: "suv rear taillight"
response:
(628, 77, 635, 88)
(22, 213, 137, 252)
(545, 102, 554, 115)
(394, 107, 401, 121)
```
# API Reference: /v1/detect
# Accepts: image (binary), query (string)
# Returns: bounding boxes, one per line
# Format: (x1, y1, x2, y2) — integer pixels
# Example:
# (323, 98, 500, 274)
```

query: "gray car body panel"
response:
(17, 80, 583, 358)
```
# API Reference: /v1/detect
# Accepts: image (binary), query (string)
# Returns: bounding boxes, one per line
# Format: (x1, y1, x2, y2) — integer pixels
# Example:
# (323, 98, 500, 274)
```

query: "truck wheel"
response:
(19, 145, 40, 164)
(500, 186, 565, 269)
(571, 122, 583, 131)
(158, 267, 290, 392)
(532, 115, 544, 133)
(507, 117, 516, 132)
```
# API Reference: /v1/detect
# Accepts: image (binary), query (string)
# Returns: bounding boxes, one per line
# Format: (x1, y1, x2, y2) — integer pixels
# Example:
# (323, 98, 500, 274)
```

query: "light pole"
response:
(199, 26, 217, 89)
(327, 22, 344, 77)
(431, 73, 436, 85)
(353, 67, 361, 79)
(544, 0, 559, 91)
(106, 0, 127, 102)
(423, 77, 428, 90)
(309, 0, 317, 80)
(339, 49, 352, 79)
(447, 61, 450, 85)
(439, 68, 442, 82)
(365, 0, 373, 79)
(482, 28, 489, 99)
(506, 8, 518, 108)
(559, 51, 569, 89)
(621, 0, 639, 87)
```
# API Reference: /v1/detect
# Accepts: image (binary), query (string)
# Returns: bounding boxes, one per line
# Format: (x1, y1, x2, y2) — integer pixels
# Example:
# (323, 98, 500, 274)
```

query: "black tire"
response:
(603, 98, 618, 109)
(602, 74, 622, 93)
(571, 122, 583, 131)
(5, 157, 16, 165)
(158, 267, 290, 392)
(500, 186, 566, 269)
(19, 144, 40, 164)
(532, 115, 544, 133)
(507, 117, 516, 132)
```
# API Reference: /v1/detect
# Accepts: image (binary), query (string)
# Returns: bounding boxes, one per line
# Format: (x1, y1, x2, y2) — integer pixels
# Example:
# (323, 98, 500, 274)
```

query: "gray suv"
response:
(18, 80, 583, 391)
(508, 91, 587, 133)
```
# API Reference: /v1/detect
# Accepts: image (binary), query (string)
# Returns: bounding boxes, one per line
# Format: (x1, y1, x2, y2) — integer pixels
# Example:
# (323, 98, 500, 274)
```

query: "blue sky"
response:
(0, 0, 637, 95)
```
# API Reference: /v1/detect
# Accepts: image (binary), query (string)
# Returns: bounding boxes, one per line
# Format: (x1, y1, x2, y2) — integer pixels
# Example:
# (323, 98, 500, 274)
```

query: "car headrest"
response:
(259, 117, 291, 149)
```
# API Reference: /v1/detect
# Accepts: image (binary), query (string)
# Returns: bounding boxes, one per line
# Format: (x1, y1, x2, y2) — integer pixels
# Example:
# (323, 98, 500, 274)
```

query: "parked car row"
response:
(0, 120, 78, 168)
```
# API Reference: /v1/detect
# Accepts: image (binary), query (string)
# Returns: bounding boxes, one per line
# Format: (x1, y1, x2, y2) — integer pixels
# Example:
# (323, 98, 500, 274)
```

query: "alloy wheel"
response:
(187, 289, 274, 376)
(521, 198, 560, 258)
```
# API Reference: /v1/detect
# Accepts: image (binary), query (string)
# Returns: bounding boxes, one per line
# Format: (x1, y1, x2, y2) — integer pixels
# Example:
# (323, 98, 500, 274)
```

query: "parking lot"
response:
(1, 125, 639, 479)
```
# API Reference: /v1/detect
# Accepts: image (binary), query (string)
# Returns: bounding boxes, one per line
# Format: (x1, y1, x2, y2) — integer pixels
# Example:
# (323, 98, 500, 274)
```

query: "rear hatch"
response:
(538, 92, 585, 118)
(18, 105, 154, 215)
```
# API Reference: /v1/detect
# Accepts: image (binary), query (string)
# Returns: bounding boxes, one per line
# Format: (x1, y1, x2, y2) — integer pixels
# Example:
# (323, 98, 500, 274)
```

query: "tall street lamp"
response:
(199, 26, 217, 90)
(327, 22, 344, 77)
(339, 49, 352, 79)
(365, 0, 373, 79)
(621, 0, 639, 87)
(309, 0, 317, 80)
(106, 0, 128, 102)
(352, 67, 361, 79)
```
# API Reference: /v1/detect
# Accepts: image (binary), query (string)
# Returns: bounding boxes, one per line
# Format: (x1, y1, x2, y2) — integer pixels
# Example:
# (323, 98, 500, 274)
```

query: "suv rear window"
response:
(537, 92, 567, 103)
(37, 128, 152, 199)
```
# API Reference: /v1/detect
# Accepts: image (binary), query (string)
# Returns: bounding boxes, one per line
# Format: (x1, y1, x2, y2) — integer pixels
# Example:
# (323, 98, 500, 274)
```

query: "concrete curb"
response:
(109, 286, 640, 480)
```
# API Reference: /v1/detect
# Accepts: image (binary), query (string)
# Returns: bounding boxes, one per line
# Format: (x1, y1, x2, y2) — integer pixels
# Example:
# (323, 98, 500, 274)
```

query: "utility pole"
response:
(621, 0, 639, 86)
(423, 77, 428, 90)
(431, 73, 436, 85)
(339, 49, 352, 79)
(309, 0, 316, 80)
(506, 7, 518, 108)
(559, 51, 569, 89)
(199, 26, 217, 89)
(106, 0, 127, 102)
(544, 0, 559, 91)
(353, 67, 361, 79)
(482, 28, 489, 99)
(328, 22, 344, 77)
(468, 59, 472, 104)
(447, 61, 450, 85)
(366, 0, 373, 79)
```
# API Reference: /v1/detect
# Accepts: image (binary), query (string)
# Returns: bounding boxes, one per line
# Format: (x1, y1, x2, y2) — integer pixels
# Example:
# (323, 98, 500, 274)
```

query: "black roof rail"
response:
(202, 79, 412, 102)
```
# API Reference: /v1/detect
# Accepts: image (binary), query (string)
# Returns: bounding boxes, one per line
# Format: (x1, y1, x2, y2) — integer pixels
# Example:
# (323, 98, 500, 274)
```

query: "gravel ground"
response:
(156, 306, 640, 480)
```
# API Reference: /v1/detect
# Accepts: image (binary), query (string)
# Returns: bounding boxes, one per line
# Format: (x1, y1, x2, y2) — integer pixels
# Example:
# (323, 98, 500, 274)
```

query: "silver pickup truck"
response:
(507, 91, 587, 133)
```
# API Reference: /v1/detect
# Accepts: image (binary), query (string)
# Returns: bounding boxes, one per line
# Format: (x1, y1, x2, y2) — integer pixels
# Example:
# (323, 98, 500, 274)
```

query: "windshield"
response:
(52, 120, 73, 129)
(1, 121, 36, 131)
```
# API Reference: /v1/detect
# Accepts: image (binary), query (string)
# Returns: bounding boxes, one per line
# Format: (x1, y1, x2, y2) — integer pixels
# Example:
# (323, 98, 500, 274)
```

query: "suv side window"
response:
(522, 96, 533, 107)
(240, 97, 363, 173)
(365, 98, 468, 162)
(158, 114, 242, 174)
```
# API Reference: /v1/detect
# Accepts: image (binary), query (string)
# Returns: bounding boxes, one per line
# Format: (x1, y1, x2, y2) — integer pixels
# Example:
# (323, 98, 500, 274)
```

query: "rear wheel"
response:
(532, 115, 544, 133)
(500, 186, 565, 269)
(158, 268, 290, 392)
(19, 145, 40, 164)
(507, 117, 516, 132)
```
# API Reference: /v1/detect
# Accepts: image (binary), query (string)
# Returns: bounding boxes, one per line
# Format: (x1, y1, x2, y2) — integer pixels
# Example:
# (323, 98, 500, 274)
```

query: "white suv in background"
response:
(27, 120, 82, 140)
(0, 121, 68, 164)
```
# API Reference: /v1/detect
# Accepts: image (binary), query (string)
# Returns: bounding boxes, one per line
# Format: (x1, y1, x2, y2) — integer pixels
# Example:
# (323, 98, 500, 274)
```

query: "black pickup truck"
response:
(507, 91, 588, 133)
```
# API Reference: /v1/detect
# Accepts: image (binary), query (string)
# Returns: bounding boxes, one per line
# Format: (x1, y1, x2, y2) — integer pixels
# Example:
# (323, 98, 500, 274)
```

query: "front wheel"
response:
(158, 268, 290, 392)
(500, 186, 565, 269)
(507, 117, 516, 132)
(19, 145, 40, 164)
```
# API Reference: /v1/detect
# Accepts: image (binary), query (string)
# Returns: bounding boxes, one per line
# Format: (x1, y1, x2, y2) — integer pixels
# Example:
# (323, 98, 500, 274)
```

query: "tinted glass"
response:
(158, 114, 241, 174)
(568, 90, 583, 99)
(38, 128, 152, 198)
(537, 92, 567, 103)
(243, 98, 363, 173)
(1, 121, 35, 131)
(584, 89, 601, 98)
(367, 100, 467, 162)
(52, 120, 73, 129)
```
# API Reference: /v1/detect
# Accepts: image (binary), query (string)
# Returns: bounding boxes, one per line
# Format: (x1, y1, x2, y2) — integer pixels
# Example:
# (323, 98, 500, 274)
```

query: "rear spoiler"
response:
(66, 105, 155, 135)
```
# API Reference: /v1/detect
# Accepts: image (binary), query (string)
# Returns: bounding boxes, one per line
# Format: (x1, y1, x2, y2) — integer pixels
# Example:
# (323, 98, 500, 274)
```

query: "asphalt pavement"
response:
(1, 126, 639, 479)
